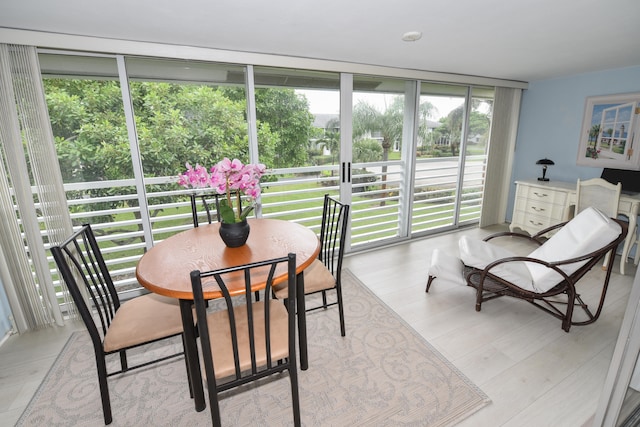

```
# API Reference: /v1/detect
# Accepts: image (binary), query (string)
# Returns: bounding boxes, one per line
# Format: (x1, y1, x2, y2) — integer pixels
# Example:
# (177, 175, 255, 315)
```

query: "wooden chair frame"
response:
(464, 219, 628, 332)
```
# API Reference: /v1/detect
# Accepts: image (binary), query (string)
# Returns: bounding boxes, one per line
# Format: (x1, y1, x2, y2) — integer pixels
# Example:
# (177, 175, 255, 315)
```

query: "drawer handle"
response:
(529, 220, 544, 226)
(531, 206, 545, 212)
(533, 192, 548, 198)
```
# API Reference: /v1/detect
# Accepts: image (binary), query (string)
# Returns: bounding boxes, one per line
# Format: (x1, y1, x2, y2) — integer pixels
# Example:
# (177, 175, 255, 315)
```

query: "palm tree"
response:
(441, 105, 464, 156)
(352, 97, 434, 204)
(316, 117, 341, 164)
(352, 99, 402, 205)
(417, 102, 438, 152)
(589, 124, 601, 148)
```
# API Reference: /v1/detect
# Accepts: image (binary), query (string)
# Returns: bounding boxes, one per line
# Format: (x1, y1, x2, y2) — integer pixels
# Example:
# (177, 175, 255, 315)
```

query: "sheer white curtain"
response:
(0, 44, 74, 332)
(479, 86, 522, 227)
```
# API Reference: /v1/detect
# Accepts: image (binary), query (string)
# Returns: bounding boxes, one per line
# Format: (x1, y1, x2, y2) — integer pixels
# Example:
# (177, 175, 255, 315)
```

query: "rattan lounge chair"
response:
(428, 207, 628, 332)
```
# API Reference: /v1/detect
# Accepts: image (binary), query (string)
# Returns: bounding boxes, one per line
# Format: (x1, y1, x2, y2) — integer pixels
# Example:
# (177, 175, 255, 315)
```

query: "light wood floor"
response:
(0, 224, 636, 426)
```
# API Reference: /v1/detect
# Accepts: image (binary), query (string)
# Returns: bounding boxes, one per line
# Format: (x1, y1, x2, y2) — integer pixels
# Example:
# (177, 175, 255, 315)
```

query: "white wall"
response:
(507, 65, 640, 220)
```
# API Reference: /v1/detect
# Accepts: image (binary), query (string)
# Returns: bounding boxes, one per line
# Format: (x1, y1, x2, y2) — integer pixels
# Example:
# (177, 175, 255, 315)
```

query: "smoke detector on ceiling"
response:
(402, 31, 422, 42)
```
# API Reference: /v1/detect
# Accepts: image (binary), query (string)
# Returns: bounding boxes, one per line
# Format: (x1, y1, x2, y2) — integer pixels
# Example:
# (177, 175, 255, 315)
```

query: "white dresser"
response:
(510, 180, 575, 235)
(510, 179, 640, 275)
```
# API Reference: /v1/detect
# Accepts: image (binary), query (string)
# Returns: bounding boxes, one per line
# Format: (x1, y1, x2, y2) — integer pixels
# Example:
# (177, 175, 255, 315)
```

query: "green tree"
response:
(220, 86, 315, 167)
(353, 138, 383, 163)
(436, 103, 492, 156)
(352, 98, 403, 204)
(416, 101, 438, 153)
(316, 117, 341, 164)
(589, 124, 601, 147)
(253, 88, 315, 168)
(44, 79, 283, 230)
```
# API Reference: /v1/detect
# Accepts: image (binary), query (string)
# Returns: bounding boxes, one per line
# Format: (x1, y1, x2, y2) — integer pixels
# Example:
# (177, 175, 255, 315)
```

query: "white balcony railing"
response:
(44, 156, 485, 302)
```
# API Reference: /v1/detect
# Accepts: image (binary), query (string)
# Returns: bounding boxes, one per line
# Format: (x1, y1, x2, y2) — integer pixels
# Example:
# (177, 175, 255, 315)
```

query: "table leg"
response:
(179, 299, 205, 412)
(296, 272, 308, 371)
(620, 204, 639, 275)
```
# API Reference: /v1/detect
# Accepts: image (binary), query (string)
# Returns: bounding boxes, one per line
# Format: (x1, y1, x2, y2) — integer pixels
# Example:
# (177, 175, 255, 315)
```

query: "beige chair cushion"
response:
(204, 300, 289, 380)
(103, 293, 184, 353)
(273, 259, 335, 299)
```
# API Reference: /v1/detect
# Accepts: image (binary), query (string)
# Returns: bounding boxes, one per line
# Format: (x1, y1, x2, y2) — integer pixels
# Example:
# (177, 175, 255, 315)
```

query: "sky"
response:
(296, 89, 464, 120)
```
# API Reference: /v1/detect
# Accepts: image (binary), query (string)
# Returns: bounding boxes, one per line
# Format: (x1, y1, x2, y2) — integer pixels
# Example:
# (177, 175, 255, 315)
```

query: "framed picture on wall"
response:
(576, 92, 640, 170)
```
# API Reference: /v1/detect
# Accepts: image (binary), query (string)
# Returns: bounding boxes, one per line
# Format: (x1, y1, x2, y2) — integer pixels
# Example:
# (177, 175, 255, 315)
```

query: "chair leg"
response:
(181, 334, 194, 398)
(199, 323, 222, 426)
(631, 224, 639, 266)
(208, 391, 222, 427)
(95, 354, 113, 425)
(336, 283, 346, 337)
(475, 288, 483, 312)
(289, 366, 301, 427)
(425, 276, 435, 293)
(563, 290, 576, 333)
(119, 350, 128, 372)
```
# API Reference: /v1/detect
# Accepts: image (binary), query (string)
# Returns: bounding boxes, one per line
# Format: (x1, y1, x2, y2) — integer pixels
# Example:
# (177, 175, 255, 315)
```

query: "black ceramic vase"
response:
(219, 219, 250, 248)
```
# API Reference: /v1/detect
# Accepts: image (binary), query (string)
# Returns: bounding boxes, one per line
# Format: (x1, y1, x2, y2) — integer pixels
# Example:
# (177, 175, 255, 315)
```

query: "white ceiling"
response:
(2, 0, 640, 83)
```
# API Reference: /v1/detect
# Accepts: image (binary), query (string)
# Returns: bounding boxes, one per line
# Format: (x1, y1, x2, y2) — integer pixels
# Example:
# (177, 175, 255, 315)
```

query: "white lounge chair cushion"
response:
(459, 236, 534, 291)
(459, 207, 621, 294)
(427, 249, 466, 286)
(526, 206, 621, 292)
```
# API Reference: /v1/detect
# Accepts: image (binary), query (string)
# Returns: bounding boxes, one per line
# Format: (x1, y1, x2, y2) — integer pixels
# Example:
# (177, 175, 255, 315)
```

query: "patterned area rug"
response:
(17, 269, 489, 426)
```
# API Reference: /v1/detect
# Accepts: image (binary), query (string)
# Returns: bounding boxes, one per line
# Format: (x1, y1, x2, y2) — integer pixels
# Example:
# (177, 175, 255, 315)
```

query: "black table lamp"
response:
(536, 158, 555, 181)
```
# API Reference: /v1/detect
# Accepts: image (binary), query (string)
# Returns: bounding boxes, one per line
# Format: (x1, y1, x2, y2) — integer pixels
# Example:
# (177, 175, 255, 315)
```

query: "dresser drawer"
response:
(516, 185, 568, 207)
(511, 180, 573, 236)
(514, 197, 566, 222)
(512, 210, 557, 234)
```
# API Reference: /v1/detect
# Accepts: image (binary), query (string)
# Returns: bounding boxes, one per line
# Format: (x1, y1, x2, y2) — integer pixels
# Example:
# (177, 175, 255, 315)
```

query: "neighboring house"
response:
(310, 113, 339, 154)
(312, 113, 339, 130)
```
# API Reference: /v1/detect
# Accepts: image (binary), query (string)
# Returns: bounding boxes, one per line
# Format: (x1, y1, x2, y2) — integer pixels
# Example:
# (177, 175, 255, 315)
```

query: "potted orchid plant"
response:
(178, 158, 266, 224)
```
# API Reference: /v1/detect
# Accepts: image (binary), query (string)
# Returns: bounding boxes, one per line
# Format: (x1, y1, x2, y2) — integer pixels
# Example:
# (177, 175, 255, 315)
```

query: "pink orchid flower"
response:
(178, 158, 266, 223)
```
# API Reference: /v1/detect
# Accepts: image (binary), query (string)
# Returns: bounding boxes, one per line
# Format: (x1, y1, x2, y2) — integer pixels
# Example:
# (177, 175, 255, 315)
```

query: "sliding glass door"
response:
(348, 77, 495, 247)
(125, 57, 250, 241)
(39, 53, 147, 295)
(349, 75, 411, 246)
(37, 49, 496, 301)
(411, 84, 494, 237)
(411, 84, 465, 234)
(251, 66, 341, 236)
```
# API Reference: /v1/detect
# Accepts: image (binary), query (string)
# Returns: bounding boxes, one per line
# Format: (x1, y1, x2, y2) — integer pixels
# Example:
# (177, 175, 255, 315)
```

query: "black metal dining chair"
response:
(190, 253, 301, 426)
(274, 194, 349, 336)
(190, 192, 222, 227)
(51, 224, 188, 425)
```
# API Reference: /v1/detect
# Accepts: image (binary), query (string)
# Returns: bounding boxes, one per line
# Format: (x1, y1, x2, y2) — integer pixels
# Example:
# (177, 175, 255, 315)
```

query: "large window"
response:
(125, 58, 251, 239)
(252, 66, 341, 234)
(38, 49, 495, 297)
(412, 84, 494, 235)
(350, 75, 409, 245)
(40, 53, 145, 295)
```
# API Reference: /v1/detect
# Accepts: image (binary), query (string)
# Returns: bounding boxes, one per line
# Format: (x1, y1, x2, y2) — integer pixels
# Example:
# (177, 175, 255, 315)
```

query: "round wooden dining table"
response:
(136, 218, 320, 412)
